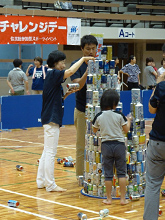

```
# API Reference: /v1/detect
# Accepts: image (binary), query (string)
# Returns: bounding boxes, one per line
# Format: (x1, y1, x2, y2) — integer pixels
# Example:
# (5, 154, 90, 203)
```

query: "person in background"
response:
(157, 58, 165, 76)
(7, 59, 30, 96)
(144, 57, 158, 90)
(162, 43, 165, 58)
(70, 35, 98, 178)
(119, 55, 141, 90)
(26, 56, 48, 94)
(92, 89, 131, 205)
(36, 50, 95, 192)
(143, 73, 165, 220)
(112, 56, 120, 75)
(151, 61, 158, 74)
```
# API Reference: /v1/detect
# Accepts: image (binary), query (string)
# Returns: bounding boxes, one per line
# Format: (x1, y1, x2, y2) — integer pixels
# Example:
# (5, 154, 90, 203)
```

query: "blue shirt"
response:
(41, 69, 65, 127)
(149, 81, 165, 141)
(121, 63, 140, 83)
(29, 66, 48, 90)
(70, 59, 87, 112)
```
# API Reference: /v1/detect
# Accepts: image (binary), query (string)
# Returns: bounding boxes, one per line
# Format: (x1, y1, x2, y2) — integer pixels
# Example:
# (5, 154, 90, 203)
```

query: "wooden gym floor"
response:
(0, 120, 164, 220)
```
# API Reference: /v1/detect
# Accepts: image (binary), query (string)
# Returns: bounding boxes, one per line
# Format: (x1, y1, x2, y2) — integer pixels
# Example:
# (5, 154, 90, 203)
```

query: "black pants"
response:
(127, 82, 139, 90)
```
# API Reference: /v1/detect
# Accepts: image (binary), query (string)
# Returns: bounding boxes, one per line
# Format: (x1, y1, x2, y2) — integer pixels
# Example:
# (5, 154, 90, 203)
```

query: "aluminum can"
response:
(87, 173, 91, 183)
(132, 135, 139, 145)
(135, 119, 141, 136)
(85, 161, 89, 173)
(107, 45, 112, 61)
(136, 162, 141, 173)
(112, 74, 118, 89)
(86, 90, 93, 105)
(104, 60, 109, 74)
(139, 134, 146, 145)
(77, 212, 87, 220)
(87, 74, 93, 84)
(92, 74, 97, 90)
(135, 102, 144, 120)
(103, 185, 106, 197)
(57, 158, 63, 164)
(99, 209, 109, 218)
(93, 162, 97, 174)
(101, 46, 107, 61)
(94, 60, 99, 74)
(127, 184, 133, 196)
(8, 200, 20, 208)
(109, 59, 115, 68)
(99, 88, 103, 100)
(96, 73, 101, 89)
(67, 83, 80, 90)
(133, 145, 139, 152)
(98, 185, 103, 197)
(83, 181, 88, 193)
(97, 161, 102, 172)
(63, 162, 74, 167)
(138, 184, 143, 196)
(95, 105, 100, 116)
(88, 183, 93, 195)
(126, 152, 130, 164)
(159, 209, 163, 217)
(131, 88, 141, 104)
(78, 176, 84, 186)
(93, 90, 99, 106)
(95, 152, 100, 163)
(93, 184, 98, 196)
(16, 165, 23, 171)
(137, 151, 143, 162)
(133, 184, 139, 195)
(116, 186, 121, 197)
(99, 59, 104, 69)
(106, 74, 111, 89)
(141, 161, 145, 173)
(131, 151, 137, 163)
(116, 106, 122, 112)
(100, 174, 105, 186)
(93, 135, 98, 146)
(109, 68, 115, 75)
(88, 60, 94, 74)
(101, 74, 107, 89)
(129, 194, 140, 201)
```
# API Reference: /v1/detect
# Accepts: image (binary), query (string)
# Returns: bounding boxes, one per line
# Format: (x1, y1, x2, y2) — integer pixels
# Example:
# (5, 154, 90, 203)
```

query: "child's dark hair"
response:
(13, 59, 23, 67)
(146, 57, 154, 66)
(100, 89, 119, 111)
(47, 50, 66, 68)
(161, 58, 165, 65)
(34, 56, 43, 65)
(81, 35, 98, 49)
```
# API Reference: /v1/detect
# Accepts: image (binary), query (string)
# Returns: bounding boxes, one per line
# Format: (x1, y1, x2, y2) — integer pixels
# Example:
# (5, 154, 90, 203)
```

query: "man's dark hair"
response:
(128, 55, 135, 63)
(13, 59, 23, 67)
(100, 89, 119, 111)
(34, 56, 43, 65)
(146, 57, 154, 66)
(47, 50, 66, 68)
(162, 43, 165, 52)
(81, 35, 98, 49)
(161, 57, 165, 65)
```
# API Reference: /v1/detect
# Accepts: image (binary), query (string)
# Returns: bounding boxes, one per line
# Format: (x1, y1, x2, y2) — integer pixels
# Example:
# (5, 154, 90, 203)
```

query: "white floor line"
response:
(0, 204, 57, 220)
(0, 188, 128, 220)
(125, 210, 138, 213)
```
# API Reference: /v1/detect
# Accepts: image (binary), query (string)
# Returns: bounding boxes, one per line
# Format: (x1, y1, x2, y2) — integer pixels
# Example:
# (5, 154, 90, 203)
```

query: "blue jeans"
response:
(143, 139, 165, 220)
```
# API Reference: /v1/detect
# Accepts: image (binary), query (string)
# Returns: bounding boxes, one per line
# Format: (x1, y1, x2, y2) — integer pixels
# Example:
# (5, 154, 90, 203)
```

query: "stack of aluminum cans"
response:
(82, 57, 124, 198)
(126, 88, 146, 198)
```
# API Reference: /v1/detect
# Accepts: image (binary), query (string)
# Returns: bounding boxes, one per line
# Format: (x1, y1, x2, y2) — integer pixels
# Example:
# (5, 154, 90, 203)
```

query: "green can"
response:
(133, 185, 139, 195)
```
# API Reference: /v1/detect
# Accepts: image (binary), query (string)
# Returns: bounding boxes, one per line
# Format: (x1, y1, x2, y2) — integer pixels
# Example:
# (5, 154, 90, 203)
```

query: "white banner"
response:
(67, 18, 81, 45)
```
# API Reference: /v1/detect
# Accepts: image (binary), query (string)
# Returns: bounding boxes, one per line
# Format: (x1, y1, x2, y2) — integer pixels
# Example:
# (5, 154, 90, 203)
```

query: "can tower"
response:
(81, 46, 146, 199)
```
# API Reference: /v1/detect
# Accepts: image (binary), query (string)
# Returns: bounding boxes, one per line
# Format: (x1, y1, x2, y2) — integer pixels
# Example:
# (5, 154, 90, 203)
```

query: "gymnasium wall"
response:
(0, 90, 154, 130)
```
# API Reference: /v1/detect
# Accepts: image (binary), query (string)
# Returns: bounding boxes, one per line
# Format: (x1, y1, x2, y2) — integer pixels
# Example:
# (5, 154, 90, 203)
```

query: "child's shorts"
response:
(101, 140, 126, 181)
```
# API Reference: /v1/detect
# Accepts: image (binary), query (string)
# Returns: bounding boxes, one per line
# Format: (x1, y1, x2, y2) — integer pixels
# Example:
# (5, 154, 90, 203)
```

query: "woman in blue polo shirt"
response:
(36, 50, 95, 192)
(26, 56, 48, 94)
